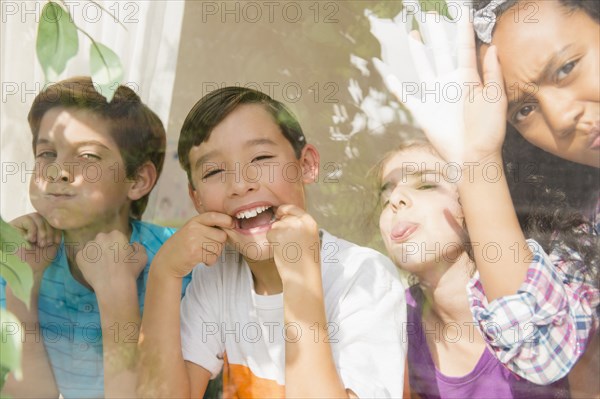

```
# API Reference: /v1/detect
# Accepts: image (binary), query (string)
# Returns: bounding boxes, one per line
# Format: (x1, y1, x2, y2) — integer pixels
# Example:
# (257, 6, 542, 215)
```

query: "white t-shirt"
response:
(181, 230, 406, 398)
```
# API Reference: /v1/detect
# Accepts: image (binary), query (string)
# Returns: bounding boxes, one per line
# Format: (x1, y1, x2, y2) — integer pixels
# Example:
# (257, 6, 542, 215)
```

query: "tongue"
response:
(239, 208, 275, 230)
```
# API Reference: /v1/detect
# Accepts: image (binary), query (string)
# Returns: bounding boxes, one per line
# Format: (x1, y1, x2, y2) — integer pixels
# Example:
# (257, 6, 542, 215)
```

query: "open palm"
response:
(375, 10, 508, 166)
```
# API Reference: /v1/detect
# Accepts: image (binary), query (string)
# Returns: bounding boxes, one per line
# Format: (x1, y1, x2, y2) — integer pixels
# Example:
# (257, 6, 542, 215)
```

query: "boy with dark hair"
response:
(0, 76, 189, 398)
(139, 87, 406, 398)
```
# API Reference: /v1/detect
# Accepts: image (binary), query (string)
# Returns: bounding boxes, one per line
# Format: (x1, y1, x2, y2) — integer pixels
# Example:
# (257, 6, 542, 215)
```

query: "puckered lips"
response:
(44, 190, 76, 201)
(232, 202, 277, 235)
(390, 221, 419, 242)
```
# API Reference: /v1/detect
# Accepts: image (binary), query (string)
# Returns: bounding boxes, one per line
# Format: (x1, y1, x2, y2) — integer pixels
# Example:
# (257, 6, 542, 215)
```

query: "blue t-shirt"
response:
(0, 220, 190, 398)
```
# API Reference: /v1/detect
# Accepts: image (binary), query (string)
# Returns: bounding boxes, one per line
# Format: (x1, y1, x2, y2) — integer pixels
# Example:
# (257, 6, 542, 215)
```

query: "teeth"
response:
(235, 206, 271, 219)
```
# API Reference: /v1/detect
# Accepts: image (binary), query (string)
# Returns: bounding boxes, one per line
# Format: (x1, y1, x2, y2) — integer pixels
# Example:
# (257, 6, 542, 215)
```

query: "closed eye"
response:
(36, 150, 56, 159)
(252, 155, 274, 162)
(417, 184, 437, 190)
(203, 169, 223, 179)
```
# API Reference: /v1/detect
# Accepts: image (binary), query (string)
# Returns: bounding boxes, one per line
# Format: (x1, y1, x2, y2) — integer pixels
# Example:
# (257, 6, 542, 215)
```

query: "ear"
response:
(299, 144, 320, 184)
(128, 162, 158, 201)
(188, 182, 204, 213)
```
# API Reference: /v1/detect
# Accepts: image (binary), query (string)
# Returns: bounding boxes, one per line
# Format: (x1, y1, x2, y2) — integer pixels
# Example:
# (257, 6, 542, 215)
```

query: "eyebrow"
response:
(507, 44, 576, 113)
(246, 138, 277, 147)
(193, 150, 219, 172)
(35, 139, 111, 151)
(193, 138, 277, 171)
(35, 138, 53, 148)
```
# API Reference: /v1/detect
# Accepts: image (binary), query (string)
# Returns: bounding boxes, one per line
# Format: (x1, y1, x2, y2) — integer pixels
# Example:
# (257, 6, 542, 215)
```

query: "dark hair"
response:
(472, 0, 600, 35)
(178, 86, 306, 184)
(28, 76, 166, 219)
(502, 127, 599, 286)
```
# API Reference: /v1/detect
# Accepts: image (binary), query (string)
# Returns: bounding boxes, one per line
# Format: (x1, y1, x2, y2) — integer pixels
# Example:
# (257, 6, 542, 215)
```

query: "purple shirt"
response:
(406, 286, 570, 398)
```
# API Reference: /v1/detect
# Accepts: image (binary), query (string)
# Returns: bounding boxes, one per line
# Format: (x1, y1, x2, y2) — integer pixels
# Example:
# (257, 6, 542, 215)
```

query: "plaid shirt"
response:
(467, 198, 600, 385)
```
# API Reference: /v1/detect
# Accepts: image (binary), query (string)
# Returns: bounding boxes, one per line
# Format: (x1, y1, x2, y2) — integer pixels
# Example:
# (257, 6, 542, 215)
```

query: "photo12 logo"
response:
(199, 1, 339, 24)
(1, 1, 140, 24)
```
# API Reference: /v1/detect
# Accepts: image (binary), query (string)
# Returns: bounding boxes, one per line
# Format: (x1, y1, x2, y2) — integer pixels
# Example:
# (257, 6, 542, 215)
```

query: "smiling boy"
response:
(139, 87, 406, 398)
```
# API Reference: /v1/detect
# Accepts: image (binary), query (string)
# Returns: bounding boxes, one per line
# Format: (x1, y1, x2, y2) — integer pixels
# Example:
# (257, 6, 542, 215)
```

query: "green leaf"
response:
(0, 309, 23, 384)
(0, 219, 33, 309)
(90, 41, 124, 102)
(369, 1, 404, 19)
(0, 366, 9, 395)
(36, 2, 79, 82)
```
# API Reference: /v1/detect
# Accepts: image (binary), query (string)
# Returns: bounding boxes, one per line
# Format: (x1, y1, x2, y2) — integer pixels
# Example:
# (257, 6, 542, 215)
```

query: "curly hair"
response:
(502, 126, 599, 286)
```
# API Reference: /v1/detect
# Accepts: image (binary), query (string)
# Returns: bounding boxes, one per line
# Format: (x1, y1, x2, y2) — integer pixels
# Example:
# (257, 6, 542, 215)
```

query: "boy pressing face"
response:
(1, 76, 185, 399)
(31, 107, 147, 237)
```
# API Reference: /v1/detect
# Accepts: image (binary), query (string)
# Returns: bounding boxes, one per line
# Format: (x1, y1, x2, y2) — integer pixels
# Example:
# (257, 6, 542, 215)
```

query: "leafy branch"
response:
(36, 0, 124, 101)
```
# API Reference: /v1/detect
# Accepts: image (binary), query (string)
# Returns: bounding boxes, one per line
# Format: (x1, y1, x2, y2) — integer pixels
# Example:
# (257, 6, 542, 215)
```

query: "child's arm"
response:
(1, 214, 61, 397)
(75, 230, 148, 398)
(267, 205, 350, 398)
(374, 10, 598, 384)
(452, 39, 532, 302)
(468, 239, 599, 384)
(268, 206, 406, 397)
(138, 213, 233, 398)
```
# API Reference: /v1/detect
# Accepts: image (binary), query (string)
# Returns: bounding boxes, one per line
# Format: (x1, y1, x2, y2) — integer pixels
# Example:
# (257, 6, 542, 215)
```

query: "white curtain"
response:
(0, 0, 185, 221)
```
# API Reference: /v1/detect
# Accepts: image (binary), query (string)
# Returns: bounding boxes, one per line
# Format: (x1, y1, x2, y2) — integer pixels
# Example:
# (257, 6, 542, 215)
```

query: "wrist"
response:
(457, 153, 504, 188)
(96, 287, 140, 316)
(282, 261, 323, 296)
(95, 277, 138, 300)
(153, 250, 192, 278)
(32, 269, 46, 286)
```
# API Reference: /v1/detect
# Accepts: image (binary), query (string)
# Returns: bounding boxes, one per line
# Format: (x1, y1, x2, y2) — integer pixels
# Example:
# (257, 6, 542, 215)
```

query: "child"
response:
(375, 5, 599, 390)
(375, 138, 582, 397)
(138, 87, 406, 398)
(472, 2, 600, 393)
(471, 0, 599, 287)
(0, 76, 190, 398)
